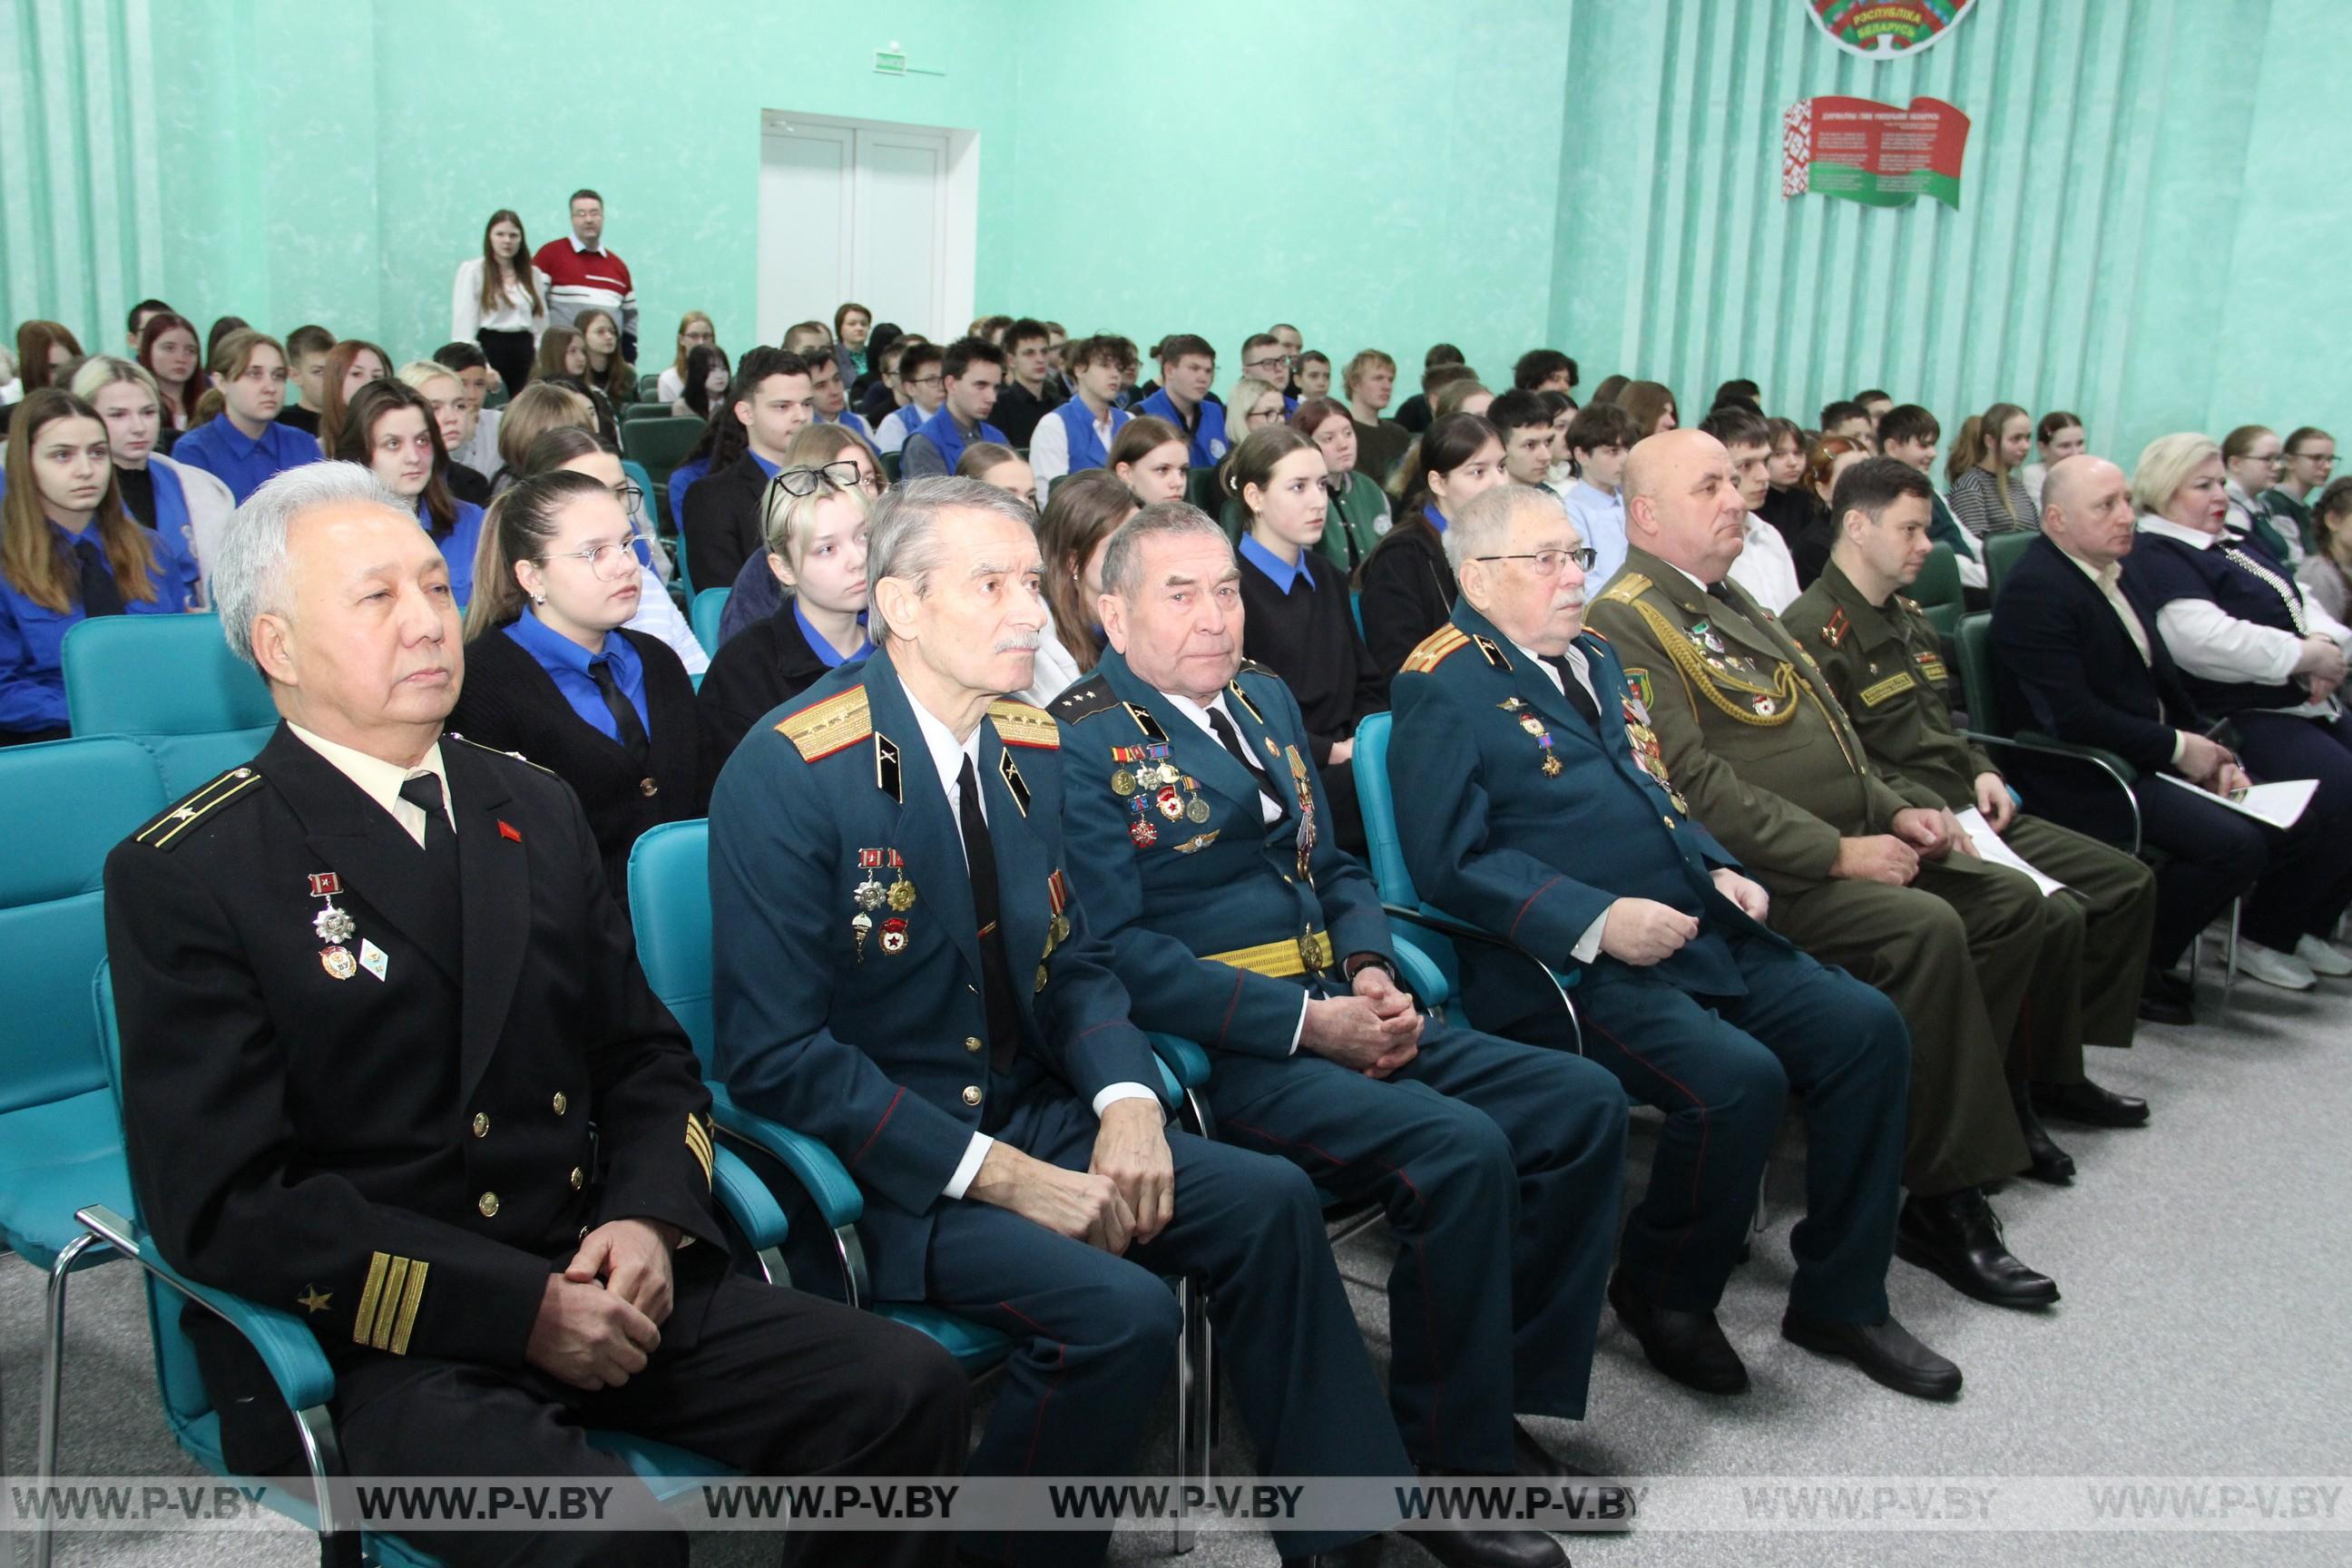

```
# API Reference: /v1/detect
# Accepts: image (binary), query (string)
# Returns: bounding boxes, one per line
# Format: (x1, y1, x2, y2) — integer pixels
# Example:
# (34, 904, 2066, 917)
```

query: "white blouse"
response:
(451, 258, 551, 339)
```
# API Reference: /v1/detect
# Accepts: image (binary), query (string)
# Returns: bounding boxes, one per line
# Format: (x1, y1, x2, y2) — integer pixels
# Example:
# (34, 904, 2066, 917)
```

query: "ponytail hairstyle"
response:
(1, 388, 156, 612)
(1396, 412, 1501, 515)
(1945, 401, 2028, 487)
(1036, 468, 1137, 673)
(1220, 425, 1315, 524)
(2036, 409, 2083, 452)
(478, 209, 544, 317)
(337, 378, 457, 537)
(317, 338, 393, 459)
(465, 469, 609, 638)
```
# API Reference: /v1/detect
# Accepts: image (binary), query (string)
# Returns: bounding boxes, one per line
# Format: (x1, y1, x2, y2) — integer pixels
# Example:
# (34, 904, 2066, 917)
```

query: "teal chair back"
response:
(63, 613, 275, 798)
(1984, 530, 2035, 594)
(629, 820, 720, 1068)
(620, 401, 674, 424)
(636, 372, 663, 404)
(691, 588, 730, 656)
(621, 456, 659, 521)
(1955, 612, 2005, 736)
(1349, 713, 1421, 908)
(619, 416, 705, 498)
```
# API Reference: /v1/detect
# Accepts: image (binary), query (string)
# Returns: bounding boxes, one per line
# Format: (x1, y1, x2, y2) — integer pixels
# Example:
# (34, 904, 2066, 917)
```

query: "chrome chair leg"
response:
(2222, 898, 2241, 1010)
(32, 1231, 100, 1568)
(1172, 1278, 1197, 1554)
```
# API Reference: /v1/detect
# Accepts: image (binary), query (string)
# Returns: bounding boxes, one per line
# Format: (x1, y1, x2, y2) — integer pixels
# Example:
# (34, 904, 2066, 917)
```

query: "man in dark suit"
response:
(709, 477, 1413, 1568)
(681, 347, 813, 592)
(1389, 485, 1953, 1402)
(105, 463, 966, 1568)
(1991, 455, 2272, 1011)
(1053, 504, 1630, 1567)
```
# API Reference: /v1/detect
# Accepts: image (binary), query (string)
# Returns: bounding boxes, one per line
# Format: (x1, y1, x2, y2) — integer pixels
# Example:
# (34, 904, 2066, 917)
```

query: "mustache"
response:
(994, 631, 1043, 652)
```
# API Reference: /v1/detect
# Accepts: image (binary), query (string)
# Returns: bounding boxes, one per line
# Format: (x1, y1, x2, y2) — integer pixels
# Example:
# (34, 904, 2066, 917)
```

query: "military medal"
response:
(1519, 713, 1546, 737)
(1186, 796, 1211, 823)
(1285, 746, 1317, 880)
(1111, 767, 1138, 796)
(887, 877, 917, 912)
(319, 946, 358, 981)
(851, 911, 872, 961)
(879, 917, 907, 955)
(358, 939, 388, 982)
(1130, 810, 1159, 848)
(314, 905, 355, 944)
(1751, 694, 1775, 717)
(1156, 785, 1184, 821)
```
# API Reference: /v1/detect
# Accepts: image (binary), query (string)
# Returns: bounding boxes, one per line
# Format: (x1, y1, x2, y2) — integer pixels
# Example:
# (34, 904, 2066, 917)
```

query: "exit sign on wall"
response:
(874, 50, 906, 74)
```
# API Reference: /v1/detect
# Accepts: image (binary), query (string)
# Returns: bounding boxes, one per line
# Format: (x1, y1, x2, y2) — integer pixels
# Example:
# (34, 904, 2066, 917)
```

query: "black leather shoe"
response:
(1781, 1309, 1964, 1400)
(2010, 1078, 2076, 1184)
(1503, 1426, 1638, 1532)
(1283, 1537, 1387, 1568)
(1400, 1524, 1566, 1568)
(2150, 966, 2193, 1002)
(1896, 1189, 2060, 1308)
(2140, 970, 2195, 1024)
(1608, 1271, 1748, 1393)
(2034, 1077, 2151, 1128)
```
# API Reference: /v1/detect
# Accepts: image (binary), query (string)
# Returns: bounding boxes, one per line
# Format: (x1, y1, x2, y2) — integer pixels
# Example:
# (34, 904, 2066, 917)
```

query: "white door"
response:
(759, 113, 976, 348)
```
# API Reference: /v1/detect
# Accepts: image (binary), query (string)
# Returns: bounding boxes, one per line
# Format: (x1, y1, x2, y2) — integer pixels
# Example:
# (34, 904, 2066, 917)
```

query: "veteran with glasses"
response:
(451, 470, 703, 904)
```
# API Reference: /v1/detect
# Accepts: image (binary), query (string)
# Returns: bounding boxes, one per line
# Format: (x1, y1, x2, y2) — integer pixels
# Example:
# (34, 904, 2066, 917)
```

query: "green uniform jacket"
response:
(1785, 560, 1994, 808)
(1583, 546, 1917, 893)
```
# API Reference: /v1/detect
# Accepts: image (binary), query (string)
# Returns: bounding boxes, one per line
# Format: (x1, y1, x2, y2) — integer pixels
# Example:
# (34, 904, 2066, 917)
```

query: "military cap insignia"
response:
(1400, 625, 1470, 673)
(776, 686, 873, 760)
(134, 767, 262, 850)
(1597, 572, 1652, 605)
(1051, 674, 1120, 723)
(987, 699, 1060, 750)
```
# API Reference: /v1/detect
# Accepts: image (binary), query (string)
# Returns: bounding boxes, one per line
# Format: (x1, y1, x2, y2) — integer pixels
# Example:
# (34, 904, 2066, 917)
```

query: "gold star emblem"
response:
(297, 1286, 332, 1315)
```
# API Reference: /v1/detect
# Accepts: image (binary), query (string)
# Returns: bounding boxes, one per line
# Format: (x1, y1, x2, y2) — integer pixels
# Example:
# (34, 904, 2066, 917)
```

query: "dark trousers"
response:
(2132, 776, 2274, 967)
(328, 1269, 968, 1568)
(2231, 711, 2352, 951)
(1518, 935, 1908, 1324)
(477, 328, 535, 399)
(917, 1092, 1407, 1566)
(1203, 1017, 1626, 1473)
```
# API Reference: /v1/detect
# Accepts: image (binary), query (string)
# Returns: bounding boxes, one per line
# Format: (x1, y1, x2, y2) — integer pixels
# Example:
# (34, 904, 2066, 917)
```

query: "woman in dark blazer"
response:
(1356, 412, 1504, 687)
(450, 470, 698, 904)
(1223, 426, 1384, 852)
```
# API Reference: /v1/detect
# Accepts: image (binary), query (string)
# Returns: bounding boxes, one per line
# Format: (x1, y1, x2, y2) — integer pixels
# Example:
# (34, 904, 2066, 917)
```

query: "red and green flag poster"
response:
(1807, 0, 1976, 58)
(1781, 96, 1970, 209)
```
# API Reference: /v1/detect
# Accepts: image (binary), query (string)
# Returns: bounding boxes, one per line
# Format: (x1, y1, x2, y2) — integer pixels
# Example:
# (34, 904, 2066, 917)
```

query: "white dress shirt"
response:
(2137, 515, 2348, 716)
(2057, 544, 2190, 767)
(1028, 399, 1117, 497)
(655, 366, 685, 406)
(450, 258, 550, 340)
(288, 724, 453, 848)
(874, 403, 926, 456)
(906, 699, 1157, 1199)
(1725, 512, 1801, 612)
(1510, 638, 1618, 964)
(1563, 481, 1629, 590)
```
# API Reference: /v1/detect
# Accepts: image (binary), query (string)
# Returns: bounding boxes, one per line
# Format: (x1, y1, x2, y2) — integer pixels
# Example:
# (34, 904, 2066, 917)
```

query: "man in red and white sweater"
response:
(533, 188, 639, 362)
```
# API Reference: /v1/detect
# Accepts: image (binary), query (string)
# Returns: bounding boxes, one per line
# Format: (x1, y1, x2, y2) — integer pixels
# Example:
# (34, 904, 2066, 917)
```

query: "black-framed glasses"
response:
(768, 459, 881, 501)
(1474, 548, 1596, 577)
(1242, 357, 1288, 377)
(608, 482, 644, 520)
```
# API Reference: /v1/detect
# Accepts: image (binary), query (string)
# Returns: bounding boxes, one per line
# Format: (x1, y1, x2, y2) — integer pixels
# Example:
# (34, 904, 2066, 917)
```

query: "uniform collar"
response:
(1813, 558, 1905, 647)
(1237, 533, 1316, 593)
(507, 602, 617, 672)
(286, 721, 454, 835)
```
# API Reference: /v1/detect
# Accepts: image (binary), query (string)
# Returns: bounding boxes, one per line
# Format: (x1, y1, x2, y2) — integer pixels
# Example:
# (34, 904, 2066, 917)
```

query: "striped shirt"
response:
(1946, 466, 2036, 536)
(530, 236, 638, 345)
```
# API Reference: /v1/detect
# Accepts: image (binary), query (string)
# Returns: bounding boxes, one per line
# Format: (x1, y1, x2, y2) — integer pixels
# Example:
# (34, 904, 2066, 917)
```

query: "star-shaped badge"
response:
(297, 1286, 333, 1315)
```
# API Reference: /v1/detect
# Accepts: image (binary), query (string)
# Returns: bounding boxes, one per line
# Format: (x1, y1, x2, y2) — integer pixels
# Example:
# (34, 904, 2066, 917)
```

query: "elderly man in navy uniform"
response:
(1052, 501, 1630, 1568)
(104, 463, 967, 1568)
(708, 478, 1415, 1568)
(1387, 484, 1955, 1402)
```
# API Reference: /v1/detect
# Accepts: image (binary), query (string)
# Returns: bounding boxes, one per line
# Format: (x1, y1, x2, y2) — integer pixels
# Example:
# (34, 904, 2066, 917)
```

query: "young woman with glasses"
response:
(514, 425, 708, 678)
(717, 424, 886, 642)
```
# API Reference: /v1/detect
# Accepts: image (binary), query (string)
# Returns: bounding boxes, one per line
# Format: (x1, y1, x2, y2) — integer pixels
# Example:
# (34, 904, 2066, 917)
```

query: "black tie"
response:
(589, 658, 651, 766)
(1543, 655, 1602, 727)
(74, 538, 125, 618)
(1206, 705, 1285, 812)
(397, 771, 463, 952)
(398, 772, 456, 861)
(1704, 580, 1737, 608)
(957, 757, 1024, 1072)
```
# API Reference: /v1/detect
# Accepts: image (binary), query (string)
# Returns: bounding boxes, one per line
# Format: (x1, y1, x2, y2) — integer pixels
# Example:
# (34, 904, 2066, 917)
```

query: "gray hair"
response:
(1099, 501, 1231, 601)
(212, 461, 409, 670)
(1443, 482, 1565, 574)
(865, 475, 1040, 643)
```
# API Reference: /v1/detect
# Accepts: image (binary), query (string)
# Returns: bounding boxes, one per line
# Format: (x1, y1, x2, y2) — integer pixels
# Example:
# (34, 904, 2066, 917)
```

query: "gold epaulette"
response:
(1597, 572, 1652, 605)
(775, 686, 872, 761)
(132, 767, 263, 851)
(988, 699, 1060, 750)
(1400, 626, 1470, 673)
(445, 734, 554, 773)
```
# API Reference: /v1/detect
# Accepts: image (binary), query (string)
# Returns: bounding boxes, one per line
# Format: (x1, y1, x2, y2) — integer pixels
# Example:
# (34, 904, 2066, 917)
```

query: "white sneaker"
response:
(2294, 935, 2352, 977)
(2237, 941, 2318, 991)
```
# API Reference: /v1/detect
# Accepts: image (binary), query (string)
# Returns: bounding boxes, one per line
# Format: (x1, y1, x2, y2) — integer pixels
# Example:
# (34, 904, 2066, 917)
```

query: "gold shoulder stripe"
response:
(685, 1112, 715, 1188)
(1597, 572, 1652, 606)
(775, 687, 873, 760)
(1400, 626, 1470, 674)
(987, 699, 1061, 750)
(135, 768, 263, 850)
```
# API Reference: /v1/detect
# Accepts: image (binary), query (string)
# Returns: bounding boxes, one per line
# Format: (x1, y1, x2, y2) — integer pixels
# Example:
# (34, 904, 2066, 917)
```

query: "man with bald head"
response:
(1992, 453, 2273, 1020)
(1389, 484, 1955, 1402)
(1585, 430, 2063, 1315)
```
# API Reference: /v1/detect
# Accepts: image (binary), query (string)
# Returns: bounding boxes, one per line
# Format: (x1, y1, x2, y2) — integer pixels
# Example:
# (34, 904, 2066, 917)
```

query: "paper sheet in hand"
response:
(2155, 774, 2317, 830)
(1955, 808, 2067, 897)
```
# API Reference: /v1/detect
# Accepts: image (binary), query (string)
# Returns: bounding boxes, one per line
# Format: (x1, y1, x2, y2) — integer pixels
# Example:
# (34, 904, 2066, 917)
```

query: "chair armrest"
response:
(1146, 1032, 1214, 1093)
(76, 1204, 337, 1415)
(1970, 730, 2142, 855)
(707, 1085, 864, 1229)
(709, 1147, 789, 1253)
(1390, 932, 1447, 1002)
(1379, 903, 1583, 1050)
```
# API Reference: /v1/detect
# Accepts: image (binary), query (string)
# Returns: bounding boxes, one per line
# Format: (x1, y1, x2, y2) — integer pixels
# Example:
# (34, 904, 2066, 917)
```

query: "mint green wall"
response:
(5, 0, 2343, 464)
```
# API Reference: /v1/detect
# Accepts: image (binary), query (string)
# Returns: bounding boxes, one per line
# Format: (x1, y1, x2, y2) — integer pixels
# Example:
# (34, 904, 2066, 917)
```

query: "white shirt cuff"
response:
(1571, 911, 1611, 965)
(1091, 1082, 1161, 1117)
(943, 1132, 995, 1200)
(2171, 730, 2190, 768)
(1289, 993, 1310, 1054)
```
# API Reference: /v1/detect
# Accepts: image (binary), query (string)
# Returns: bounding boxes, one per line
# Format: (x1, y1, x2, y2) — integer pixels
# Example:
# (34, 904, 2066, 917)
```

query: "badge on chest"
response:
(309, 871, 388, 983)
(851, 848, 917, 961)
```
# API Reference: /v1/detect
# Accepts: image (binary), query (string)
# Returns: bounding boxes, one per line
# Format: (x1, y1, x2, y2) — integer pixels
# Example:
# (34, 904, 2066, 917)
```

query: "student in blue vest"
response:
(71, 357, 235, 594)
(1387, 483, 1955, 1402)
(1030, 336, 1135, 505)
(871, 339, 945, 457)
(1136, 334, 1229, 468)
(1052, 504, 1630, 1561)
(335, 379, 488, 606)
(169, 330, 322, 505)
(899, 337, 1006, 480)
(0, 389, 199, 742)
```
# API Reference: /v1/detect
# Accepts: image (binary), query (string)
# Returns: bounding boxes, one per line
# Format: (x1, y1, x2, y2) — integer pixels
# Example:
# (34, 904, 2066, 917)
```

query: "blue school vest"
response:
(1051, 398, 1130, 474)
(1138, 388, 1229, 467)
(914, 407, 1005, 472)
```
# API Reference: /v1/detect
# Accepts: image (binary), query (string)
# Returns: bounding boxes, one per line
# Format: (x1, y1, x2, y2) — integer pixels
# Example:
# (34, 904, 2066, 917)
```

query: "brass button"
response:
(477, 1191, 500, 1218)
(639, 778, 660, 798)
(471, 1112, 489, 1139)
(961, 1085, 983, 1107)
(552, 1092, 568, 1116)
(964, 1035, 985, 1054)
(569, 1167, 584, 1191)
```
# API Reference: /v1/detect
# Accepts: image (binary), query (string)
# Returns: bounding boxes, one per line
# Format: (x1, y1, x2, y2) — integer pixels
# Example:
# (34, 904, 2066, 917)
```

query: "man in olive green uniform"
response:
(1586, 430, 2059, 1312)
(1787, 457, 2159, 1182)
